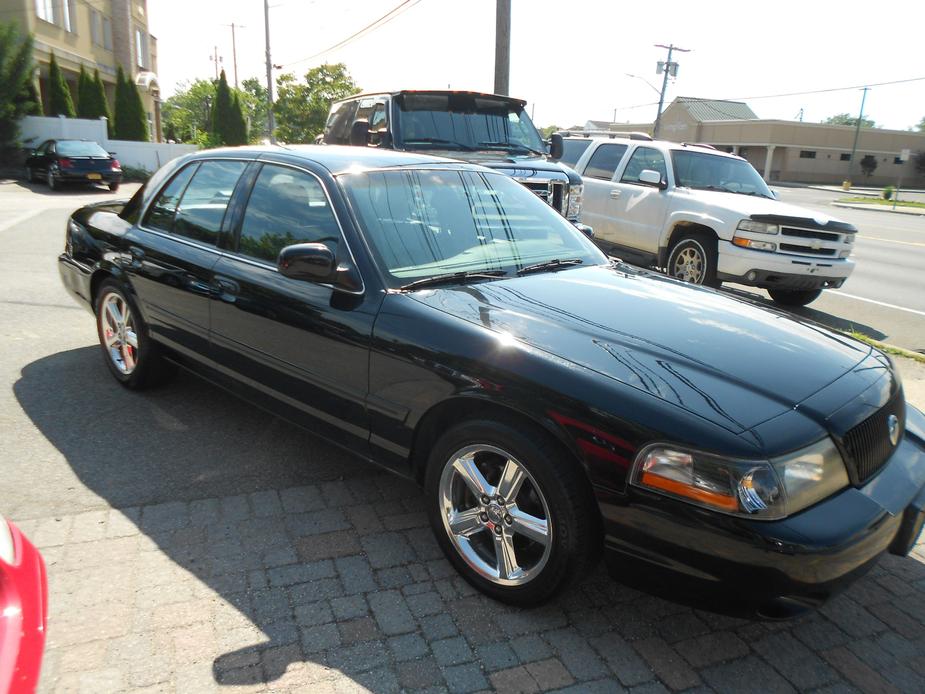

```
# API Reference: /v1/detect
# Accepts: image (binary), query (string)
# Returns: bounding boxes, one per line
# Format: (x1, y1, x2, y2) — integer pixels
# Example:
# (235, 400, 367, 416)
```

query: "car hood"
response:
(408, 265, 871, 434)
(677, 190, 855, 230)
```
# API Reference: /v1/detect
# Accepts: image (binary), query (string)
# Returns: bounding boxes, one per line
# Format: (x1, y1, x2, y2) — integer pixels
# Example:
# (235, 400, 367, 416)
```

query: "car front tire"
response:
(667, 234, 721, 288)
(109, 182, 120, 192)
(425, 417, 598, 606)
(768, 288, 823, 306)
(95, 279, 174, 389)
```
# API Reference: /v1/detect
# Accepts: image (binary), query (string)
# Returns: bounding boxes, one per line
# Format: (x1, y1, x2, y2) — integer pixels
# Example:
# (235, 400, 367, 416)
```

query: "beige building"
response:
(3, 0, 162, 141)
(583, 97, 925, 187)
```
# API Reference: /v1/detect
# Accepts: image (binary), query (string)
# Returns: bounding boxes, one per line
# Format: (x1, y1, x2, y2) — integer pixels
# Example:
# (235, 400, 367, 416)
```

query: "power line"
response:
(282, 0, 422, 68)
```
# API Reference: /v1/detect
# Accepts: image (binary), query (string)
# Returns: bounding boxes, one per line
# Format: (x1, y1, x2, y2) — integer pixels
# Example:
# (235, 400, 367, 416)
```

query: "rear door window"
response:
(584, 144, 629, 180)
(173, 160, 247, 245)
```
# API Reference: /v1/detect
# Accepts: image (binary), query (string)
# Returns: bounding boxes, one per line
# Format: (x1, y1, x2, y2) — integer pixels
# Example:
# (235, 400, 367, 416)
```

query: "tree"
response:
(0, 21, 39, 157)
(860, 154, 878, 178)
(113, 66, 148, 141)
(76, 65, 94, 118)
(211, 70, 245, 146)
(229, 93, 248, 145)
(91, 70, 113, 135)
(824, 113, 876, 128)
(540, 125, 559, 138)
(239, 77, 268, 143)
(274, 63, 360, 143)
(47, 52, 75, 117)
(162, 78, 216, 144)
(916, 116, 925, 132)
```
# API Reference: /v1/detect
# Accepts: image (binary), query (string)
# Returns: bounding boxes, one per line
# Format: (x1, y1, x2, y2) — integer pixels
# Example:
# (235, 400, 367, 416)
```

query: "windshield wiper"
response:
(516, 258, 583, 276)
(399, 270, 507, 290)
(478, 141, 545, 156)
(402, 138, 476, 151)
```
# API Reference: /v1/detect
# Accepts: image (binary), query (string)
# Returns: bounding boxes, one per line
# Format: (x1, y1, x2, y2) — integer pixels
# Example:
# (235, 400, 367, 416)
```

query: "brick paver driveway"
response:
(3, 180, 925, 693)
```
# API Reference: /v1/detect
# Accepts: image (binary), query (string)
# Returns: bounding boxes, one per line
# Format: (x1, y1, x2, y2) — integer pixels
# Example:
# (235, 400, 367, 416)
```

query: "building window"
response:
(103, 17, 113, 49)
(35, 0, 54, 23)
(840, 153, 851, 161)
(90, 9, 100, 44)
(135, 27, 149, 68)
(799, 150, 816, 159)
(35, 1, 76, 32)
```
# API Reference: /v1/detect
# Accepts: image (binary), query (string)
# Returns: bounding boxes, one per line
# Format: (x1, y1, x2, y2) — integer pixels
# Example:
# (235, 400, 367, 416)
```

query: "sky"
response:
(149, 0, 925, 132)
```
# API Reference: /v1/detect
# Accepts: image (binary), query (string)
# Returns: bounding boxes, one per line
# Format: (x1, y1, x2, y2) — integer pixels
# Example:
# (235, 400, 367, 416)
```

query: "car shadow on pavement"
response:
(15, 346, 925, 692)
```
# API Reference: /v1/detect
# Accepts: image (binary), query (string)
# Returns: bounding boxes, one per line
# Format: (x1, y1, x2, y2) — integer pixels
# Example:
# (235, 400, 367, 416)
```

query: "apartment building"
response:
(3, 0, 162, 141)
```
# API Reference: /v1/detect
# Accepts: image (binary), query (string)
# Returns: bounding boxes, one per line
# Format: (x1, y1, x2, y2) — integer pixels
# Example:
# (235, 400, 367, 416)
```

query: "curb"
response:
(838, 331, 925, 365)
(831, 202, 925, 217)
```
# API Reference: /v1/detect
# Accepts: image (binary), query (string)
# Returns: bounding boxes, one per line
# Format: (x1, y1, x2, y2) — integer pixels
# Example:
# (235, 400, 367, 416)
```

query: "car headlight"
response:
(566, 184, 583, 220)
(737, 219, 779, 234)
(0, 518, 15, 564)
(631, 438, 849, 520)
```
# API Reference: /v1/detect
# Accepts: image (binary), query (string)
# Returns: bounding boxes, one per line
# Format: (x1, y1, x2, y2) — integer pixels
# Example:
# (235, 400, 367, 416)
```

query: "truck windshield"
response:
(396, 94, 546, 155)
(340, 169, 605, 287)
(671, 150, 774, 198)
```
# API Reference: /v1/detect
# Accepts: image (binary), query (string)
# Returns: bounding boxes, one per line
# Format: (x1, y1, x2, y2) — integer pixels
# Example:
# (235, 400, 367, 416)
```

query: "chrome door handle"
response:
(610, 190, 622, 199)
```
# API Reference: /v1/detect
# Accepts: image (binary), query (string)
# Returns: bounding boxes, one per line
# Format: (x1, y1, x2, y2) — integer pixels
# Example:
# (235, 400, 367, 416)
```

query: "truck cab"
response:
(323, 91, 584, 222)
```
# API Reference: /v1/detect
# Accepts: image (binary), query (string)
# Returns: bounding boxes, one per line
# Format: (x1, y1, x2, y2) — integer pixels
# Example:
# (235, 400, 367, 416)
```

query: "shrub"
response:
(882, 185, 895, 200)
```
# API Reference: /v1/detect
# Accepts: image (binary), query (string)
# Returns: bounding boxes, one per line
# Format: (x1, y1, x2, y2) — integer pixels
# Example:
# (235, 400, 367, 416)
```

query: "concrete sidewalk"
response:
(832, 201, 925, 216)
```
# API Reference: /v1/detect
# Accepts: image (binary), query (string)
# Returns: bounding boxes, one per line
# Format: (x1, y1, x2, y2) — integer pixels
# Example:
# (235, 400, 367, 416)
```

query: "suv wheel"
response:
(667, 233, 720, 288)
(768, 288, 822, 307)
(425, 418, 598, 606)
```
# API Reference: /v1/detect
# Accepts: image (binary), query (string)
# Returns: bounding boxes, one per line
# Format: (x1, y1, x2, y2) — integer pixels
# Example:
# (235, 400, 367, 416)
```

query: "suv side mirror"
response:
(349, 119, 370, 147)
(639, 169, 666, 189)
(278, 243, 335, 282)
(548, 133, 564, 160)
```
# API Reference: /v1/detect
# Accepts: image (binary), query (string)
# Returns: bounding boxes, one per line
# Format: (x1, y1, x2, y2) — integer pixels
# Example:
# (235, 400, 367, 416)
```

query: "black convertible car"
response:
(58, 146, 925, 615)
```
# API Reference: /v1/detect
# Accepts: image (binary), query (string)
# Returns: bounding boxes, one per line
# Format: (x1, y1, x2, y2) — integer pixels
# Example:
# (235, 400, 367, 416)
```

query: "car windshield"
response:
(396, 94, 546, 154)
(56, 141, 109, 157)
(671, 150, 773, 198)
(340, 169, 606, 287)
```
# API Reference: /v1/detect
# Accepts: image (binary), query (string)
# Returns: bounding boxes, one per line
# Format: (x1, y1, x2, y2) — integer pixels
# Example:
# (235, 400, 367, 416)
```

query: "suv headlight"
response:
(737, 219, 779, 234)
(0, 517, 15, 564)
(566, 184, 583, 220)
(631, 438, 849, 520)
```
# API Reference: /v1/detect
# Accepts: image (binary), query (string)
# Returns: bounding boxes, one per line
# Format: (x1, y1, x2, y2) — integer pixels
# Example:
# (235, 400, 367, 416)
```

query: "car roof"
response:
(569, 137, 742, 159)
(190, 144, 478, 176)
(333, 89, 528, 108)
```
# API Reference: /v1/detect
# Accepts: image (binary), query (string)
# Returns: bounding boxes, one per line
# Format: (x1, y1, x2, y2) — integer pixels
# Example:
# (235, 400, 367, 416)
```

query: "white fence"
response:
(18, 116, 198, 173)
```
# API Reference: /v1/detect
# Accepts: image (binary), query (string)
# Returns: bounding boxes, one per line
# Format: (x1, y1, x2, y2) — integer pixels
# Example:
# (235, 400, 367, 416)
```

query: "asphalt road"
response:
(727, 186, 925, 353)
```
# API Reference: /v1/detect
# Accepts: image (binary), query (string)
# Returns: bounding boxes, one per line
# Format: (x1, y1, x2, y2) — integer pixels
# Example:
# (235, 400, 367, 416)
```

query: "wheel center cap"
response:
(486, 504, 504, 524)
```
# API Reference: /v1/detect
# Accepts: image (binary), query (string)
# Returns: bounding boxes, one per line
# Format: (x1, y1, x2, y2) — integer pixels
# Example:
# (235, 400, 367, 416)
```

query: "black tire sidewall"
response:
(668, 235, 720, 288)
(424, 418, 589, 606)
(768, 288, 822, 306)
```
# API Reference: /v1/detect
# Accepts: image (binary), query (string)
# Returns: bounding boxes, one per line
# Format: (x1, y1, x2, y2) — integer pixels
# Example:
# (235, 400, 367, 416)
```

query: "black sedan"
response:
(57, 145, 925, 615)
(25, 139, 122, 192)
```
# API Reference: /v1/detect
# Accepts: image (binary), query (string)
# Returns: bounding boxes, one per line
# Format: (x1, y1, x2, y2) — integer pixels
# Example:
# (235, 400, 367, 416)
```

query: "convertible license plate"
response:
(87, 173, 102, 180)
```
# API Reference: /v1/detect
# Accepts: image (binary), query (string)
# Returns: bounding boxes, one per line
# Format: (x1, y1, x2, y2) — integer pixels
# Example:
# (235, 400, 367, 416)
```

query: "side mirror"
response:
(349, 119, 370, 147)
(278, 243, 335, 282)
(639, 169, 666, 189)
(573, 223, 594, 239)
(108, 151, 117, 157)
(770, 189, 780, 200)
(548, 133, 564, 160)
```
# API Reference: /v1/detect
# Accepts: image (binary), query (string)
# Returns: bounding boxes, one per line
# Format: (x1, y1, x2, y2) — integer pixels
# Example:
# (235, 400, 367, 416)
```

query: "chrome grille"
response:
(781, 227, 841, 242)
(515, 178, 568, 215)
(774, 224, 850, 258)
(841, 391, 905, 485)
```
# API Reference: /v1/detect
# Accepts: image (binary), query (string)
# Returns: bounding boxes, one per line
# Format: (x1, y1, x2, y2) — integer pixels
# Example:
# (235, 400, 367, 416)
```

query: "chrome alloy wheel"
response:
(671, 245, 705, 283)
(100, 292, 139, 374)
(438, 444, 552, 586)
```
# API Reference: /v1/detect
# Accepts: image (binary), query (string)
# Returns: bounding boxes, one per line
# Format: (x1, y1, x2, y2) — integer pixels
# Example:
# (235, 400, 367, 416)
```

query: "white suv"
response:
(566, 136, 857, 306)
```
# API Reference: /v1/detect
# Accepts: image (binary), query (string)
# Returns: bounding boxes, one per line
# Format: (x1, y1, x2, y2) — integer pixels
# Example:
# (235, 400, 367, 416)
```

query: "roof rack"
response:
(680, 142, 718, 151)
(558, 130, 653, 141)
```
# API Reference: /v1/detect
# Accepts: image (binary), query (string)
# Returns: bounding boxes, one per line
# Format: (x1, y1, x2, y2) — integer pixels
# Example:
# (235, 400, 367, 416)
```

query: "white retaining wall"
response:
(18, 116, 199, 173)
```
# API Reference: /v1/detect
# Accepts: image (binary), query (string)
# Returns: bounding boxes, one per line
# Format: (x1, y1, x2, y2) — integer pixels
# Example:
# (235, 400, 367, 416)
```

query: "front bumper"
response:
(600, 405, 925, 616)
(716, 240, 854, 290)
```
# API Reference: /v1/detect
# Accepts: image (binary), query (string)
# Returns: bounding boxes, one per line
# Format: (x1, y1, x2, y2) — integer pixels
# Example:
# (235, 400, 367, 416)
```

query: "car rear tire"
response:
(768, 288, 823, 306)
(95, 279, 175, 390)
(46, 169, 58, 191)
(667, 233, 721, 288)
(425, 417, 598, 606)
(25, 166, 34, 182)
(109, 182, 120, 192)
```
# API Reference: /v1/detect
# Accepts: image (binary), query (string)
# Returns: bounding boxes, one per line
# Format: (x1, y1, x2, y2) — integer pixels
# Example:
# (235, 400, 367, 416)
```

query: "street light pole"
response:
(264, 0, 276, 143)
(652, 44, 689, 139)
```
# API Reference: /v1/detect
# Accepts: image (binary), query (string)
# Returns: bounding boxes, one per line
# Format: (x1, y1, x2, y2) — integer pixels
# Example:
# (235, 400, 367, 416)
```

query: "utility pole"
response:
(494, 0, 510, 95)
(652, 43, 690, 139)
(223, 23, 245, 89)
(846, 86, 870, 188)
(264, 0, 276, 143)
(210, 46, 223, 80)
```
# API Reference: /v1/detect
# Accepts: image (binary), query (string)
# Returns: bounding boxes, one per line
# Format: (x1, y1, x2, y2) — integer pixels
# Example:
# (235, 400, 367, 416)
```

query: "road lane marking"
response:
(825, 290, 925, 318)
(858, 236, 925, 248)
(0, 209, 43, 234)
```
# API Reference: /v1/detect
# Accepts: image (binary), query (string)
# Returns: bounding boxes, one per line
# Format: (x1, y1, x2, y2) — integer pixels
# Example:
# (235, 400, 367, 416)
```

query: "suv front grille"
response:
(781, 227, 841, 242)
(517, 179, 568, 215)
(776, 225, 850, 258)
(841, 391, 905, 485)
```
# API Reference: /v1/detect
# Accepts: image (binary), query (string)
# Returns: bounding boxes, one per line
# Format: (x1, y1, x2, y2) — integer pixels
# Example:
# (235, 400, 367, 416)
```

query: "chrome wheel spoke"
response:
(105, 301, 123, 329)
(453, 454, 494, 498)
(122, 344, 136, 371)
(497, 459, 525, 504)
(508, 507, 549, 546)
(125, 328, 139, 349)
(493, 531, 520, 580)
(448, 507, 483, 537)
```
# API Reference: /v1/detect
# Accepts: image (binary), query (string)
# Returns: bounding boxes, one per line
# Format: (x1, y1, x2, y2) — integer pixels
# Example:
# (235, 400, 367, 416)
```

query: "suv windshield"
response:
(395, 93, 546, 154)
(56, 141, 110, 157)
(340, 169, 605, 287)
(671, 150, 773, 198)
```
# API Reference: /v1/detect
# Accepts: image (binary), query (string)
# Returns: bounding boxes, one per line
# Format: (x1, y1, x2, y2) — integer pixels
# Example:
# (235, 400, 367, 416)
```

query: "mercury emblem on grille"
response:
(887, 414, 900, 446)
